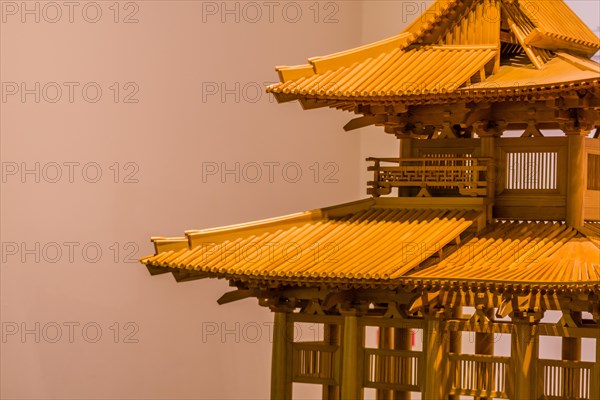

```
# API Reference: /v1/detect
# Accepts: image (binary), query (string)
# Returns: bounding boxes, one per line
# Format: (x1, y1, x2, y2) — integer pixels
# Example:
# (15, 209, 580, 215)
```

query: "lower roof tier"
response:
(141, 199, 600, 290)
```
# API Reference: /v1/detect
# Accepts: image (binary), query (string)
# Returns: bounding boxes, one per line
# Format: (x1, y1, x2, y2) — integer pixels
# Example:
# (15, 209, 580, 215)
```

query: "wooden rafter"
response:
(504, 13, 545, 69)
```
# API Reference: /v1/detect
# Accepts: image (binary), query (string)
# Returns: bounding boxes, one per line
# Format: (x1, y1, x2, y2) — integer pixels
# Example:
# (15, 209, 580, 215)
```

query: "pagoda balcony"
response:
(367, 157, 491, 198)
(366, 136, 600, 221)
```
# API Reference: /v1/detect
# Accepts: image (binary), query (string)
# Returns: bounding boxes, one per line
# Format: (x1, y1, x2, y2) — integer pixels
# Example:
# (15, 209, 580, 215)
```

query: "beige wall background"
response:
(0, 1, 598, 399)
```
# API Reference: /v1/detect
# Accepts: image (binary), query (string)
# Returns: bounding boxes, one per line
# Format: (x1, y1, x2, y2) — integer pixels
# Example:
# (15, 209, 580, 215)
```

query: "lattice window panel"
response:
(587, 154, 600, 191)
(506, 152, 558, 190)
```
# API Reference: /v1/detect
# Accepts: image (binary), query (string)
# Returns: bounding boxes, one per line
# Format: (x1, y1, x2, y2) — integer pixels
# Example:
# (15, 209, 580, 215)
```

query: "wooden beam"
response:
(344, 114, 387, 131)
(525, 29, 599, 58)
(504, 14, 544, 70)
(146, 265, 171, 275)
(172, 270, 208, 282)
(446, 320, 513, 334)
(500, 30, 518, 44)
(436, 122, 459, 139)
(537, 324, 600, 338)
(300, 99, 333, 110)
(217, 289, 255, 305)
(463, 103, 492, 126)
(521, 120, 543, 137)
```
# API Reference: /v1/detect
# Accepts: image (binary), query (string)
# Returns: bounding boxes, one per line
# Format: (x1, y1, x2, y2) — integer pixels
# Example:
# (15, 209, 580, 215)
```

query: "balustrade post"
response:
(373, 160, 381, 198)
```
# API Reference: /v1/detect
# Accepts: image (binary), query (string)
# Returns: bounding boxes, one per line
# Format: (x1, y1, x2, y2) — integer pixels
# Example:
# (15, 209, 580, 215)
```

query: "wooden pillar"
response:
(562, 312, 582, 398)
(511, 318, 538, 400)
(398, 136, 412, 158)
(323, 324, 340, 400)
(422, 316, 448, 399)
(392, 328, 412, 400)
(377, 327, 393, 400)
(397, 134, 413, 197)
(341, 315, 362, 400)
(448, 307, 462, 400)
(477, 125, 500, 225)
(271, 312, 292, 400)
(565, 128, 588, 229)
(475, 309, 495, 400)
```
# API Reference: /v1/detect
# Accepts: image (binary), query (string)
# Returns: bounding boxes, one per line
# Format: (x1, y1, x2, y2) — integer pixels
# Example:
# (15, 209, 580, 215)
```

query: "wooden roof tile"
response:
(267, 0, 600, 104)
(141, 203, 599, 289)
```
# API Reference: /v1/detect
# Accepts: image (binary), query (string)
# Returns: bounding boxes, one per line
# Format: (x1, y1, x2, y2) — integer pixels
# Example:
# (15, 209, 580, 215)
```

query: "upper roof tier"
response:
(267, 0, 600, 105)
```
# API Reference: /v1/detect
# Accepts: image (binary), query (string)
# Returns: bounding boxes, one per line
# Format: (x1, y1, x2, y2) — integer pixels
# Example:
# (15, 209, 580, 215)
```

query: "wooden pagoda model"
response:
(142, 0, 600, 398)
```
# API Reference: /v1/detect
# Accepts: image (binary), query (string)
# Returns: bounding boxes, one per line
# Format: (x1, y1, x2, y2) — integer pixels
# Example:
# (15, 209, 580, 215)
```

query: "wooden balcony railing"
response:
(292, 342, 338, 385)
(449, 353, 510, 399)
(367, 157, 491, 197)
(363, 348, 421, 391)
(538, 359, 594, 400)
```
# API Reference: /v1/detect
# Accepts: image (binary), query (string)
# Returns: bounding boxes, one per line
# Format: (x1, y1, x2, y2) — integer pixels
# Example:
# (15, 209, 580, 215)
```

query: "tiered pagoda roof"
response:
(141, 0, 599, 293)
(267, 0, 599, 108)
(141, 3, 599, 399)
(142, 199, 600, 292)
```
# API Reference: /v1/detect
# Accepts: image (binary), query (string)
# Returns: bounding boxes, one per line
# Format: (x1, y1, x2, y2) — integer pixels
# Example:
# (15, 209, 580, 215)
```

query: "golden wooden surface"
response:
(268, 0, 599, 107)
(140, 1, 600, 399)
